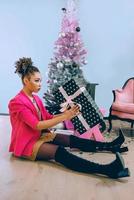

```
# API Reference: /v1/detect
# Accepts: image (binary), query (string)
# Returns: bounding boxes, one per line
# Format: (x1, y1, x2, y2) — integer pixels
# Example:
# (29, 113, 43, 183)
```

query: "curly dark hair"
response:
(14, 57, 40, 80)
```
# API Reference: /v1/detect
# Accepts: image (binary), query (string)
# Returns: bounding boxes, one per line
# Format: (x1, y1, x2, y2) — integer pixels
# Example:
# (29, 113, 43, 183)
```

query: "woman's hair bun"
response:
(14, 57, 33, 76)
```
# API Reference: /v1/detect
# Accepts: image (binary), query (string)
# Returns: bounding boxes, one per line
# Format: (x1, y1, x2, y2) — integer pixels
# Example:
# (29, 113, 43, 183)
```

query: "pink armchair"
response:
(108, 77, 134, 132)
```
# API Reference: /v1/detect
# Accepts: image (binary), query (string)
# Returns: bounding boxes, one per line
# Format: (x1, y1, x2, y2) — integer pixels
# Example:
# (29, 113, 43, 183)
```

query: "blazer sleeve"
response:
(43, 106, 54, 120)
(9, 99, 39, 129)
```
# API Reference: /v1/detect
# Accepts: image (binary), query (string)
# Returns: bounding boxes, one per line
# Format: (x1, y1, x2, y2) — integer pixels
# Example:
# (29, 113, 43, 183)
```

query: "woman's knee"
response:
(36, 143, 59, 161)
(52, 134, 70, 146)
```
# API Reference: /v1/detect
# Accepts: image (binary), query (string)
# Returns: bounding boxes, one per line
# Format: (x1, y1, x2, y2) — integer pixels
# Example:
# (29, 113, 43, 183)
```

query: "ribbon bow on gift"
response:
(59, 86, 85, 112)
(60, 96, 82, 112)
(60, 96, 74, 112)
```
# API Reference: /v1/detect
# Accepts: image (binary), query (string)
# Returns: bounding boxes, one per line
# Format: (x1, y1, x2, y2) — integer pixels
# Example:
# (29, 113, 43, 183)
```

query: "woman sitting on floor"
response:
(8, 57, 130, 179)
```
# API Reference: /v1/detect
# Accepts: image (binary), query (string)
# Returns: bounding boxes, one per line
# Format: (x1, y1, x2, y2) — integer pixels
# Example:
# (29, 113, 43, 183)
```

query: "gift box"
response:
(53, 79, 106, 134)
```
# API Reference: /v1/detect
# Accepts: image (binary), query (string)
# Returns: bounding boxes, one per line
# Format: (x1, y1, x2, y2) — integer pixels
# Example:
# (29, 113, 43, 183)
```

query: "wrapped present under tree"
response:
(53, 78, 106, 134)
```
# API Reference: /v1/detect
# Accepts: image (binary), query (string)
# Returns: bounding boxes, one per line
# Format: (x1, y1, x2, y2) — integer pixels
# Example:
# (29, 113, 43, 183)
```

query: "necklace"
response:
(22, 90, 35, 104)
(32, 98, 36, 103)
(29, 96, 35, 103)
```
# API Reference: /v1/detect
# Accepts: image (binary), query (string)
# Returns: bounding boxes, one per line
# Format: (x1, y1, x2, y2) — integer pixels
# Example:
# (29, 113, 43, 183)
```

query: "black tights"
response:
(36, 134, 70, 161)
(36, 129, 127, 161)
(35, 133, 129, 178)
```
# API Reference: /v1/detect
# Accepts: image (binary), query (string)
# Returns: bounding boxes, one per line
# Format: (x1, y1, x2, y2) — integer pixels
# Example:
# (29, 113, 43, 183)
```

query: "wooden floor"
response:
(0, 115, 134, 200)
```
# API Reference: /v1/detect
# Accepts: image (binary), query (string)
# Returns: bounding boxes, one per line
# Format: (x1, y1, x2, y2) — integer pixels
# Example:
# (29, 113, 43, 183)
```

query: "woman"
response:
(8, 57, 130, 179)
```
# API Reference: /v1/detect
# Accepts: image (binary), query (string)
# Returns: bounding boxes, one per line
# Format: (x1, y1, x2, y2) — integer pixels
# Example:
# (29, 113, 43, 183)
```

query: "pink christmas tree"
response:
(54, 3, 87, 65)
(44, 0, 89, 110)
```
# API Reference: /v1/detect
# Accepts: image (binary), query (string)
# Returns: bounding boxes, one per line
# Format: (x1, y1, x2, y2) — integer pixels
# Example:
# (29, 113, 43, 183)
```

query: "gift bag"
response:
(53, 79, 106, 134)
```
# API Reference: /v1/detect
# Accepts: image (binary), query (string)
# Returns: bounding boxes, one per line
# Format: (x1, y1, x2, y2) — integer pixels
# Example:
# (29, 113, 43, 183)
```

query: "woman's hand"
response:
(36, 105, 80, 131)
(64, 105, 80, 120)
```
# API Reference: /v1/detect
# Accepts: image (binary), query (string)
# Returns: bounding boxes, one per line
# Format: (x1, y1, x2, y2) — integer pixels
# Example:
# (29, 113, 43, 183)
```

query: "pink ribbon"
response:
(59, 86, 90, 131)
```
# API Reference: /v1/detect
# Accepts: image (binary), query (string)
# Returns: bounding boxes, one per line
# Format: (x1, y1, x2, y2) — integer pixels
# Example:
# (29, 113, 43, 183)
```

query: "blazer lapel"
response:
(33, 95, 43, 117)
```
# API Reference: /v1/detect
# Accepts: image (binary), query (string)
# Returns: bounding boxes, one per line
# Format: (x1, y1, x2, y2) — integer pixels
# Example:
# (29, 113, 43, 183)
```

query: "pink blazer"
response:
(8, 90, 53, 157)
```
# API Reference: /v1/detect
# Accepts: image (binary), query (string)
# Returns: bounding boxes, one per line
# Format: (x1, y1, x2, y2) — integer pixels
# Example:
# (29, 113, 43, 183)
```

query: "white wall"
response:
(0, 0, 134, 115)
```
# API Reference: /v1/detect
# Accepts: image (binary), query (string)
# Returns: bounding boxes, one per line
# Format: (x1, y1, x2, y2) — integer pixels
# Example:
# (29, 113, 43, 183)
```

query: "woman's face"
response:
(24, 72, 42, 93)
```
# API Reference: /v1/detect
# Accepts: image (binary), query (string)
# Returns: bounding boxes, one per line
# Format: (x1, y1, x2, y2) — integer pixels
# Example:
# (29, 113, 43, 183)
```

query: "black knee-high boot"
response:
(55, 146, 130, 178)
(70, 129, 128, 153)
